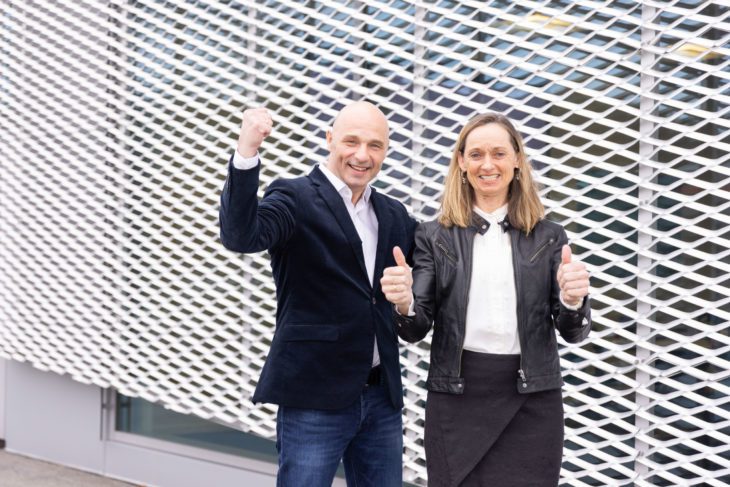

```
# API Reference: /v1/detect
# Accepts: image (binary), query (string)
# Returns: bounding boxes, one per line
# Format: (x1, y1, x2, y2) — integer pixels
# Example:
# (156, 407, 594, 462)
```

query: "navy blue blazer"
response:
(220, 160, 416, 410)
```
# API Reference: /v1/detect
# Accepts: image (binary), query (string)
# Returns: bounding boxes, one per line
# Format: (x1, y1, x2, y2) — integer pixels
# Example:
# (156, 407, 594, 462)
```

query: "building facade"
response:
(1, 1, 729, 485)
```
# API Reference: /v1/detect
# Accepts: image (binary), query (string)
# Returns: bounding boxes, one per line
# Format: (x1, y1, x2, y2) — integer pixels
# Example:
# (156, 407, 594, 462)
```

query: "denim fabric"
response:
(275, 383, 403, 487)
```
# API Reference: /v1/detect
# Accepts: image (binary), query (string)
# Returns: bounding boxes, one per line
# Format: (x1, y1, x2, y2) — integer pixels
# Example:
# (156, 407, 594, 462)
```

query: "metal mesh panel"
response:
(0, 0, 124, 384)
(1, 1, 729, 485)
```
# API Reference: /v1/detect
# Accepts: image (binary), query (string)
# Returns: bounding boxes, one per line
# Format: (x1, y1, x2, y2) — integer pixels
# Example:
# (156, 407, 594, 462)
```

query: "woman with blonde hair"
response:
(381, 112, 591, 486)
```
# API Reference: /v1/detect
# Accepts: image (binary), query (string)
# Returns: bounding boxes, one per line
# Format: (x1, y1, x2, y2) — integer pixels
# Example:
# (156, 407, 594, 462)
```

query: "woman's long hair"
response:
(439, 112, 544, 234)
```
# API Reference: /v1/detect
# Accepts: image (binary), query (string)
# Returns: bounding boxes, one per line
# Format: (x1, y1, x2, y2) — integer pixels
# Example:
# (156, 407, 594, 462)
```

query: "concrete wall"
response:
(3, 360, 279, 486)
(4, 360, 106, 473)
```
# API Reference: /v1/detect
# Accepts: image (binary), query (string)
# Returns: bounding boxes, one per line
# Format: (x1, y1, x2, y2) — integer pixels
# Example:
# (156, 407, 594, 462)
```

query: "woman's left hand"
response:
(557, 245, 590, 307)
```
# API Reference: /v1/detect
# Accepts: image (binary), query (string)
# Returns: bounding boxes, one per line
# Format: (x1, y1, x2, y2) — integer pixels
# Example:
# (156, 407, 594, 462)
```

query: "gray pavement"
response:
(0, 450, 137, 487)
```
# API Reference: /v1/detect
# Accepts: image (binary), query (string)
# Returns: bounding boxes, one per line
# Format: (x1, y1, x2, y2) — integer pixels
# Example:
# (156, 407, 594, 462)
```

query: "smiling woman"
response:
(458, 123, 519, 213)
(440, 112, 545, 234)
(384, 112, 592, 487)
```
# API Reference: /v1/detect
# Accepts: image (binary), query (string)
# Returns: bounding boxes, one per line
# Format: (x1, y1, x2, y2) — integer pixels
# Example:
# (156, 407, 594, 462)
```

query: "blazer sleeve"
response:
(395, 223, 437, 343)
(550, 226, 591, 343)
(219, 157, 297, 253)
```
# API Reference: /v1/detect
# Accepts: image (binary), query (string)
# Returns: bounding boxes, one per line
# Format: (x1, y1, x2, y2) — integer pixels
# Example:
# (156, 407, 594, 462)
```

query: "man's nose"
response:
(354, 143, 369, 161)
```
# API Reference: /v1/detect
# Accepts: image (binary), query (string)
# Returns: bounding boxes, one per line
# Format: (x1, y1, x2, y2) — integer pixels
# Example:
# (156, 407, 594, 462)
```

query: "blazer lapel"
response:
(371, 189, 393, 290)
(309, 166, 369, 281)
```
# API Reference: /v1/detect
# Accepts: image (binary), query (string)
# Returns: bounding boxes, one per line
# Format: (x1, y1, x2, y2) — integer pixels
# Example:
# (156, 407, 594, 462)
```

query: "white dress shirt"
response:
(463, 205, 521, 354)
(232, 150, 382, 366)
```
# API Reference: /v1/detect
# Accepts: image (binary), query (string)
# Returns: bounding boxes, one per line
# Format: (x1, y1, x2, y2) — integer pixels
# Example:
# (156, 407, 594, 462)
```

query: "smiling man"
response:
(219, 101, 416, 487)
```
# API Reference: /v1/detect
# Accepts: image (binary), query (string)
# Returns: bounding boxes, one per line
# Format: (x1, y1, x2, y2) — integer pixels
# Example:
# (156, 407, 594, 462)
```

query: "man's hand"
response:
(557, 245, 590, 307)
(380, 246, 413, 315)
(237, 108, 273, 158)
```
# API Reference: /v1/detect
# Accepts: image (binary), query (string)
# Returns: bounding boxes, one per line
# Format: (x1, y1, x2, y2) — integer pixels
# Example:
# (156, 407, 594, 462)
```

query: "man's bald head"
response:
(325, 101, 390, 203)
(331, 101, 389, 140)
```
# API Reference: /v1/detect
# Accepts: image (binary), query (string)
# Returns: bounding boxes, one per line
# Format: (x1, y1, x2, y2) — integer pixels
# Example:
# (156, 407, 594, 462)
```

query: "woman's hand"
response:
(557, 245, 590, 307)
(380, 246, 413, 315)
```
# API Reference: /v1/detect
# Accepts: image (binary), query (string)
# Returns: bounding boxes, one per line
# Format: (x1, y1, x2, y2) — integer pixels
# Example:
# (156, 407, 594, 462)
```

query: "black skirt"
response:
(424, 351, 564, 487)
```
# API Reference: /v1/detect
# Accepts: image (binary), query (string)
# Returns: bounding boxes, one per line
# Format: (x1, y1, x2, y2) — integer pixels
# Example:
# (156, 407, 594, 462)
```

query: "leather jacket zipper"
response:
(512, 233, 528, 390)
(455, 232, 475, 389)
(518, 368, 527, 388)
(529, 237, 555, 263)
(436, 241, 457, 263)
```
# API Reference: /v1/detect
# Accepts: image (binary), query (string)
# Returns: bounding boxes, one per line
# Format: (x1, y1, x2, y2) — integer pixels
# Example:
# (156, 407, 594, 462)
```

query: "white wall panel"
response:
(1, 1, 729, 485)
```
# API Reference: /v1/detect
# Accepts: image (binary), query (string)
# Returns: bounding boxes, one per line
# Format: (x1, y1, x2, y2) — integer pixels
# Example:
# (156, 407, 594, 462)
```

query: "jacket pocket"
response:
(529, 237, 556, 263)
(436, 240, 457, 265)
(280, 324, 339, 342)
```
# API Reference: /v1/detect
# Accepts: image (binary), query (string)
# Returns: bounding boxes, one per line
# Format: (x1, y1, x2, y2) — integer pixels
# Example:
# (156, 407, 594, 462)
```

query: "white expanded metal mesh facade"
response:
(1, 1, 729, 485)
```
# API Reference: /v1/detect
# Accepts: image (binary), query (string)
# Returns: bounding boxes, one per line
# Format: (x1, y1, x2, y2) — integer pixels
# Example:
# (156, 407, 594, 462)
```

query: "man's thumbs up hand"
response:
(380, 246, 413, 315)
(393, 246, 408, 268)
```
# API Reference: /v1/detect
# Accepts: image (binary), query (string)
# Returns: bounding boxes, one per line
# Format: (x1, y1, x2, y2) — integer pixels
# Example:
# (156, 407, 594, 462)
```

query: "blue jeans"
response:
(275, 382, 403, 487)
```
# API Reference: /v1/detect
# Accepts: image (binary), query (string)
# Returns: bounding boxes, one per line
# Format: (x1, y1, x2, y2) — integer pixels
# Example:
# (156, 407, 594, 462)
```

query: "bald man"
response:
(220, 102, 416, 487)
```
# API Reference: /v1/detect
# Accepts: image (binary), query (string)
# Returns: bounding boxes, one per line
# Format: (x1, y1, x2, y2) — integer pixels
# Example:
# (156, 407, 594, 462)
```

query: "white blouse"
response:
(462, 205, 520, 354)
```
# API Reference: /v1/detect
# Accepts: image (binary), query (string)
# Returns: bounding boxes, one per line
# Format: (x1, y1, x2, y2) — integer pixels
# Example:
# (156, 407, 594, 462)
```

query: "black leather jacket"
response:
(395, 213, 591, 394)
